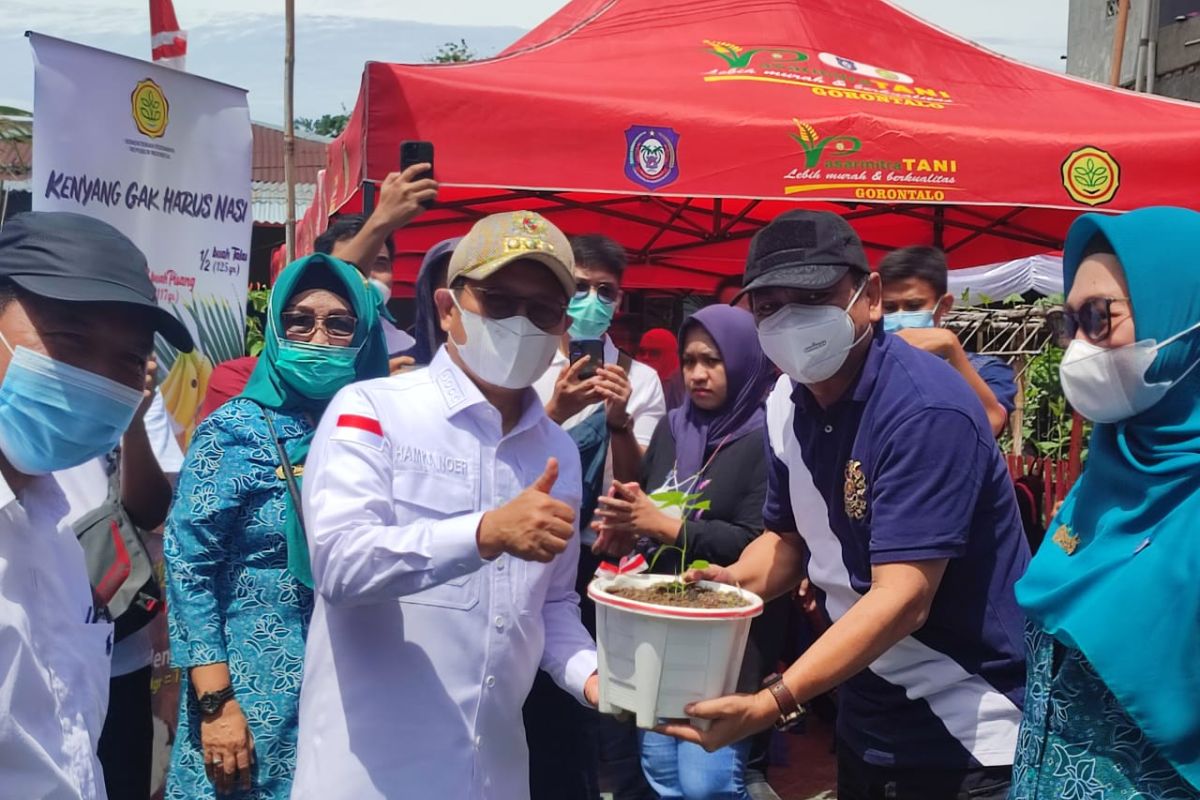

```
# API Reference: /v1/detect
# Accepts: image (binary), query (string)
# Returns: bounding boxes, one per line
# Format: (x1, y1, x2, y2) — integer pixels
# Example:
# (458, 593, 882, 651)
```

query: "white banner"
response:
(30, 32, 251, 442)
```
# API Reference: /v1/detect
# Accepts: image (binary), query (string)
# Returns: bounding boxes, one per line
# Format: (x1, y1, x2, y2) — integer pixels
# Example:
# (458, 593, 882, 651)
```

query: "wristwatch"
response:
(762, 673, 805, 731)
(197, 686, 236, 716)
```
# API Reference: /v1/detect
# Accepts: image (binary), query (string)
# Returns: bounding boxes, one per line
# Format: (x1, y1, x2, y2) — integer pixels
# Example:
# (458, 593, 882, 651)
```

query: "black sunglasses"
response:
(574, 279, 619, 305)
(458, 284, 568, 332)
(1048, 297, 1130, 347)
(281, 311, 357, 340)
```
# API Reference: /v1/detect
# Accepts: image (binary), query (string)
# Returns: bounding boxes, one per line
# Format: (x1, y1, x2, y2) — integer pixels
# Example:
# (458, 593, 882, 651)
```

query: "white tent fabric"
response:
(948, 253, 1064, 305)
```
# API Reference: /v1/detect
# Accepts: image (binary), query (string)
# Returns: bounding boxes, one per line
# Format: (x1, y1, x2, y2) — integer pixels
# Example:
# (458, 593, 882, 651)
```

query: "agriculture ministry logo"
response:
(625, 126, 680, 190)
(1061, 146, 1120, 206)
(131, 78, 169, 139)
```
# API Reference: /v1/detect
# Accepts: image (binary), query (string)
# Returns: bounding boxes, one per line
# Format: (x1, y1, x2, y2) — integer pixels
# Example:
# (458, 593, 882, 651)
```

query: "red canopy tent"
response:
(292, 0, 1200, 295)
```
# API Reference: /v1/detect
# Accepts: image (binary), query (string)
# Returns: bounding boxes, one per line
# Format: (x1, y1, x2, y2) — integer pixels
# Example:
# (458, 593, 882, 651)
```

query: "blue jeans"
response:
(639, 730, 751, 800)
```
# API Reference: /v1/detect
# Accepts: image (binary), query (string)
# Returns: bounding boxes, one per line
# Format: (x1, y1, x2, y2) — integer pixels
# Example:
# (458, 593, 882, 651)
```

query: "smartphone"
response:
(399, 140, 435, 208)
(569, 339, 605, 380)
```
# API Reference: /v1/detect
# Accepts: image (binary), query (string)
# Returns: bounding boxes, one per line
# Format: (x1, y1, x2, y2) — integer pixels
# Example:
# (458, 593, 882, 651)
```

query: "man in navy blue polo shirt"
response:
(658, 211, 1029, 800)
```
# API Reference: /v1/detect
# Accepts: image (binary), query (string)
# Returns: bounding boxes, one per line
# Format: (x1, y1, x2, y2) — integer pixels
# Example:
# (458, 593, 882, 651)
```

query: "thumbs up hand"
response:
(477, 458, 578, 562)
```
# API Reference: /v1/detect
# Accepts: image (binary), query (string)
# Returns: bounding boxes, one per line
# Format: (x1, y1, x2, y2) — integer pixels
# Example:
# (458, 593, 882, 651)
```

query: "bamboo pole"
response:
(283, 0, 296, 262)
(1110, 0, 1131, 87)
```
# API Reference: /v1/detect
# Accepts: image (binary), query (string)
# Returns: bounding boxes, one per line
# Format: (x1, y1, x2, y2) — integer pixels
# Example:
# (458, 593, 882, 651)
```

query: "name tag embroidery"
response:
(396, 444, 469, 476)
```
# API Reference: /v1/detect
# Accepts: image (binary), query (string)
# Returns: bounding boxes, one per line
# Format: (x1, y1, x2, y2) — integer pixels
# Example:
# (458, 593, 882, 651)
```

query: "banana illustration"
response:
(161, 349, 214, 444)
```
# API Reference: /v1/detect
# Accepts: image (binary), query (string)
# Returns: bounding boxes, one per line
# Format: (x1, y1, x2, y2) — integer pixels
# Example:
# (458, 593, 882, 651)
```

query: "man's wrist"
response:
(475, 513, 502, 560)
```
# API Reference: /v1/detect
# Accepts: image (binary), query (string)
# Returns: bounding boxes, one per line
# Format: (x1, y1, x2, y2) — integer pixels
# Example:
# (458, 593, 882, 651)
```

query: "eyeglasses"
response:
(281, 311, 358, 341)
(574, 279, 619, 305)
(458, 283, 568, 332)
(1048, 297, 1131, 347)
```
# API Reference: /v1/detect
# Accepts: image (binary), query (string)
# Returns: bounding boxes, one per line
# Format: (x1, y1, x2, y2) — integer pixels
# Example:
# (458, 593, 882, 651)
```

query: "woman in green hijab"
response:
(1012, 207, 1200, 798)
(164, 254, 387, 800)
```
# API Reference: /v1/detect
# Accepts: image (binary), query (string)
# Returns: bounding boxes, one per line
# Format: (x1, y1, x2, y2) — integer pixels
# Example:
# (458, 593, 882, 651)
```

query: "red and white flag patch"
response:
(332, 414, 385, 449)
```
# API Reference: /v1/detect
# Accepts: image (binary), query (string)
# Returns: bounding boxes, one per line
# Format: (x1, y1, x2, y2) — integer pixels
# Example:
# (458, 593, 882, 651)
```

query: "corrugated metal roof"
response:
(252, 122, 329, 184)
(252, 180, 316, 225)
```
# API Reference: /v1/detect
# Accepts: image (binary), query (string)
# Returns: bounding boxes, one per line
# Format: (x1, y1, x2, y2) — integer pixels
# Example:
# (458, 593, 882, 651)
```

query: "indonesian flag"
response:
(149, 0, 187, 70)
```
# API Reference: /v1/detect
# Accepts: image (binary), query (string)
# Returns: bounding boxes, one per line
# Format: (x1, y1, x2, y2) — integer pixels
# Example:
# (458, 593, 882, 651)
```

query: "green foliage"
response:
(646, 488, 711, 592)
(295, 112, 349, 138)
(430, 39, 475, 63)
(244, 285, 270, 357)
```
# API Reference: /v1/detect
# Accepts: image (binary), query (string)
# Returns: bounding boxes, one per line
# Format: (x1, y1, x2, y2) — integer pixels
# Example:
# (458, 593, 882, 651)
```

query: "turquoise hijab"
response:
(1016, 206, 1200, 787)
(240, 253, 388, 586)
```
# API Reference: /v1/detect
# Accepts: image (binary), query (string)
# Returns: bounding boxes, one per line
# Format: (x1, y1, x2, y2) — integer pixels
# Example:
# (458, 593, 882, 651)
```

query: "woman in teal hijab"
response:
(1012, 207, 1200, 798)
(164, 254, 387, 800)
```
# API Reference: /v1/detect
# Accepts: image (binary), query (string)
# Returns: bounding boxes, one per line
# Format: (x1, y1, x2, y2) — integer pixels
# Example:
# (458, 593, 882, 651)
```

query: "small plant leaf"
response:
(688, 559, 710, 571)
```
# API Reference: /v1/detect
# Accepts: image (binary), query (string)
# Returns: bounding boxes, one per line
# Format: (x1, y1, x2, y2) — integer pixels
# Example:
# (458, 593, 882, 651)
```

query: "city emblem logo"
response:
(625, 126, 680, 190)
(1061, 146, 1120, 206)
(131, 78, 169, 139)
(790, 120, 862, 168)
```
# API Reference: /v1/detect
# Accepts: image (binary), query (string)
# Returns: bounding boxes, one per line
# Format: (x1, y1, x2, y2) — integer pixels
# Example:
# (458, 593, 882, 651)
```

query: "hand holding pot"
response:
(478, 458, 576, 563)
(653, 690, 778, 753)
(682, 562, 737, 586)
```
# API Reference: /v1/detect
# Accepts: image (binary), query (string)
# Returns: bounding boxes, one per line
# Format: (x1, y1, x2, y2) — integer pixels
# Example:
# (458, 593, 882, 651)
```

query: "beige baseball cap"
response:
(447, 211, 575, 298)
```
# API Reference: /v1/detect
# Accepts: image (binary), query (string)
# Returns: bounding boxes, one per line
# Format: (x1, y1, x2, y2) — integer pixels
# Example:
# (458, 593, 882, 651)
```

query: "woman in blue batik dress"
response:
(164, 254, 387, 799)
(1012, 207, 1200, 799)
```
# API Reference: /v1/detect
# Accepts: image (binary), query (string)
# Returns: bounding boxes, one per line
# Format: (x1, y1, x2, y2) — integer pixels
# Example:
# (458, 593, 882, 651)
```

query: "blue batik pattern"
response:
(163, 399, 314, 800)
(1011, 622, 1200, 800)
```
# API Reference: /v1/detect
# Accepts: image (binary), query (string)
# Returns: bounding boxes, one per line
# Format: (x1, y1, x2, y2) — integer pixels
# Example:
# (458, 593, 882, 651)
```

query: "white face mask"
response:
(1059, 319, 1200, 423)
(757, 282, 870, 385)
(449, 295, 561, 389)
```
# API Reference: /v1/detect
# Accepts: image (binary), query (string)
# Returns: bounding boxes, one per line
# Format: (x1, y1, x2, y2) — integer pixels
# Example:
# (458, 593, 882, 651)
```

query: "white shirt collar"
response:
(429, 346, 548, 440)
(0, 470, 15, 509)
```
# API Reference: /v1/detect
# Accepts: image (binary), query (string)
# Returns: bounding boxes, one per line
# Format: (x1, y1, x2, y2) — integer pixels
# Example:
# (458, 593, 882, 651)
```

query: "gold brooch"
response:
(1052, 525, 1080, 556)
(275, 464, 304, 481)
(844, 459, 867, 521)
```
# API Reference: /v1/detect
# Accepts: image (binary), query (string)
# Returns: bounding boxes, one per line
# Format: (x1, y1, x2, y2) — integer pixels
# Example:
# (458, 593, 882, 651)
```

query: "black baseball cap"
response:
(0, 211, 193, 351)
(736, 210, 870, 300)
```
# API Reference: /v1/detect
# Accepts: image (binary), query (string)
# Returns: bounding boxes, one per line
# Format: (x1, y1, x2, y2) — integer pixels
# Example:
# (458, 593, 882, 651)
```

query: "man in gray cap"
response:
(659, 210, 1029, 800)
(0, 211, 192, 799)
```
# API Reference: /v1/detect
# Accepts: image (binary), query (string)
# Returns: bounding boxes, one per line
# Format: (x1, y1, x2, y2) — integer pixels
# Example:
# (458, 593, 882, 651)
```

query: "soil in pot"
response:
(607, 583, 751, 609)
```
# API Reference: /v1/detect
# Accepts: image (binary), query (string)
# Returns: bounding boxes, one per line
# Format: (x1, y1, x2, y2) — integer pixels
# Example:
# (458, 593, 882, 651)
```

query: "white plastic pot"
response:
(588, 574, 764, 730)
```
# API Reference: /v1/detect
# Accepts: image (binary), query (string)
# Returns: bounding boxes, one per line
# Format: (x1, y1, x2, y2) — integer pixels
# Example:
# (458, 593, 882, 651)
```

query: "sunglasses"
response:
(1048, 297, 1130, 347)
(574, 280, 619, 305)
(459, 284, 568, 332)
(281, 311, 358, 340)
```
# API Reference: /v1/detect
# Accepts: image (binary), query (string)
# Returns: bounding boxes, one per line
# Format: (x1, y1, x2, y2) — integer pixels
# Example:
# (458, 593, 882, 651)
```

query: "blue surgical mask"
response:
(0, 332, 144, 475)
(883, 310, 936, 333)
(567, 291, 616, 340)
(275, 338, 361, 400)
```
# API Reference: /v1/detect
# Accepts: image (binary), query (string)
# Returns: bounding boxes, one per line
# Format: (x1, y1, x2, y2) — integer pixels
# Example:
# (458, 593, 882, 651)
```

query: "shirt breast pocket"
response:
(392, 468, 480, 611)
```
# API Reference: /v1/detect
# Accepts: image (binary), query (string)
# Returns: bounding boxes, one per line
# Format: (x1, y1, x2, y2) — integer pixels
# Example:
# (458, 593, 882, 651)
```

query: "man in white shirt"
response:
(293, 211, 598, 800)
(55, 377, 183, 800)
(528, 233, 666, 800)
(0, 211, 194, 800)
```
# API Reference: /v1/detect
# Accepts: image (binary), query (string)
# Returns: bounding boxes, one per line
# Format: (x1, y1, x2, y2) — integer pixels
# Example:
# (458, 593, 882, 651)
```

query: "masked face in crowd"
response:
(272, 286, 362, 401)
(751, 273, 883, 386)
(1056, 251, 1178, 424)
(0, 289, 153, 475)
(436, 259, 570, 390)
(567, 263, 621, 340)
(880, 276, 954, 333)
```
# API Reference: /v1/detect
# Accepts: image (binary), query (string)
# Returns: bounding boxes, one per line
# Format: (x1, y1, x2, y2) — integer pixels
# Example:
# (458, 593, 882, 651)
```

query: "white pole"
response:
(284, 0, 296, 262)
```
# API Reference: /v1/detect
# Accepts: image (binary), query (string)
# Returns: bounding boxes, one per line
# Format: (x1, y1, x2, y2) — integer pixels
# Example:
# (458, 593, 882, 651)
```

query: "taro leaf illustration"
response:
(153, 297, 247, 385)
(1073, 158, 1110, 193)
